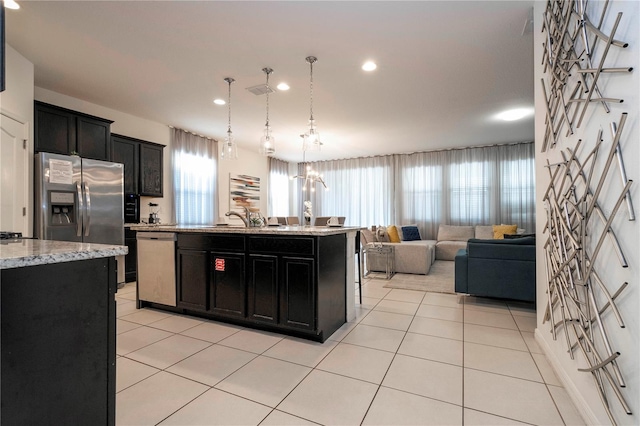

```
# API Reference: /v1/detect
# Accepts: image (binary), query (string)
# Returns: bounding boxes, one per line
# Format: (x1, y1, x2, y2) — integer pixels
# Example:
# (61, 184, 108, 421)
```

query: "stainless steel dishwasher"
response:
(136, 232, 177, 307)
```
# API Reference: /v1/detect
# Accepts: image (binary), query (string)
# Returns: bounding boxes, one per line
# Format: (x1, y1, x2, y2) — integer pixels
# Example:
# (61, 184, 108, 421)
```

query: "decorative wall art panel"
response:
(229, 174, 261, 222)
(540, 1, 635, 424)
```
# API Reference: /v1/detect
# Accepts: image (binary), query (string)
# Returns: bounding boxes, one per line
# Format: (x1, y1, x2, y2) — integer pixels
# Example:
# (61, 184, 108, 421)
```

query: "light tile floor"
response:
(115, 278, 585, 426)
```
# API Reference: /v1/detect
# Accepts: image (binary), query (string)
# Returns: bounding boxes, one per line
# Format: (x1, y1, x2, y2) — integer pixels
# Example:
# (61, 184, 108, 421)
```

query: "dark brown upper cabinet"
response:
(111, 133, 164, 197)
(111, 134, 140, 195)
(139, 142, 164, 197)
(34, 101, 112, 161)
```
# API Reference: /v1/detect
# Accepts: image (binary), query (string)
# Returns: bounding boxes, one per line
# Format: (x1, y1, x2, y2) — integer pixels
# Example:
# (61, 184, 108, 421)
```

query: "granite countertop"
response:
(129, 224, 362, 236)
(0, 239, 128, 270)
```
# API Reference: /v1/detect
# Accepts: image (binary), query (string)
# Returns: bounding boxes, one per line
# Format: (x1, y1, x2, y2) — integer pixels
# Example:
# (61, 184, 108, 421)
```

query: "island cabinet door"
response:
(247, 254, 279, 324)
(177, 248, 209, 311)
(210, 252, 246, 318)
(280, 256, 316, 331)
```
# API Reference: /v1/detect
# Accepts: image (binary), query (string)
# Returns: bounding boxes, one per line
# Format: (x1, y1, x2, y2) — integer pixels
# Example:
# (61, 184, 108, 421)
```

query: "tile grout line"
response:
(461, 294, 466, 426)
(357, 289, 424, 425)
(268, 332, 345, 425)
(509, 306, 570, 426)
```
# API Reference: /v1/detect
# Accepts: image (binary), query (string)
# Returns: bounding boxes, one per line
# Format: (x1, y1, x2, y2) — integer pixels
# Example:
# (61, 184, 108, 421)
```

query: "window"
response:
(499, 157, 535, 228)
(300, 142, 535, 237)
(268, 157, 290, 216)
(172, 129, 217, 226)
(449, 160, 491, 224)
(307, 156, 395, 227)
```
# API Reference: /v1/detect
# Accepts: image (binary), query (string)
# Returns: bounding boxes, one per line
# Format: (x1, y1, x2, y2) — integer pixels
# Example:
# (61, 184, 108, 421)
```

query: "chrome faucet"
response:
(225, 207, 250, 227)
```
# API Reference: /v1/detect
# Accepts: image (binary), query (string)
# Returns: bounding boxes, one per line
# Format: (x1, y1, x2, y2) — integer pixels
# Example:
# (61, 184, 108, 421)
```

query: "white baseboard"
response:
(534, 329, 600, 425)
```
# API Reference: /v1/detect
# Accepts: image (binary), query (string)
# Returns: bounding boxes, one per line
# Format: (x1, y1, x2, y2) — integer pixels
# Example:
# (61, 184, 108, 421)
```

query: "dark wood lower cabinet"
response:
(124, 228, 137, 283)
(177, 249, 209, 311)
(174, 233, 346, 342)
(281, 257, 315, 330)
(248, 254, 279, 324)
(1, 257, 116, 425)
(210, 252, 245, 318)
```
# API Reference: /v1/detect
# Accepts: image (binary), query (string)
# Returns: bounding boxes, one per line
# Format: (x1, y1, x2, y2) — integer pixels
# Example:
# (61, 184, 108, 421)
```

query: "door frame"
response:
(1, 108, 31, 236)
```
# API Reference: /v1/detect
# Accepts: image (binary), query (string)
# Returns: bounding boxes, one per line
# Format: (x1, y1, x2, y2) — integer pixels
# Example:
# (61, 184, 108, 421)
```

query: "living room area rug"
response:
(382, 260, 455, 294)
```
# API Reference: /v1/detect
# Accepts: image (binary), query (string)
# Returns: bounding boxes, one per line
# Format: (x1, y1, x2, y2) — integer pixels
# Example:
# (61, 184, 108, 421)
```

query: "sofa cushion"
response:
(361, 229, 375, 245)
(438, 225, 474, 242)
(493, 224, 517, 239)
(504, 233, 535, 239)
(467, 237, 535, 261)
(387, 225, 401, 243)
(475, 225, 494, 240)
(366, 242, 432, 275)
(376, 227, 390, 242)
(401, 225, 421, 241)
(436, 241, 467, 261)
(404, 239, 437, 264)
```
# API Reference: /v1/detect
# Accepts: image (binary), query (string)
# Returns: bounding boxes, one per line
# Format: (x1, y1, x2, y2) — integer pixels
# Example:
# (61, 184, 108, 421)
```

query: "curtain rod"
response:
(304, 140, 534, 164)
(168, 125, 218, 141)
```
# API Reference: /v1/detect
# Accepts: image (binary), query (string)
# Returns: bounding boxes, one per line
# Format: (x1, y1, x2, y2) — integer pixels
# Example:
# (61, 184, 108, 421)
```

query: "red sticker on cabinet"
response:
(215, 258, 225, 271)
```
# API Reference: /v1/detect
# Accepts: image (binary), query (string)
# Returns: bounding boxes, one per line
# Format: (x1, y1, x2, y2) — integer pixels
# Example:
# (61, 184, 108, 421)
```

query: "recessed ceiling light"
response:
(277, 82, 290, 91)
(213, 99, 225, 105)
(496, 108, 533, 121)
(4, 0, 20, 10)
(362, 61, 377, 71)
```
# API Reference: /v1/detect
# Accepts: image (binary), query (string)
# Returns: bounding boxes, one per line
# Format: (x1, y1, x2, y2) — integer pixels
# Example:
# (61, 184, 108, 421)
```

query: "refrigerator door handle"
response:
(84, 183, 92, 237)
(75, 181, 83, 237)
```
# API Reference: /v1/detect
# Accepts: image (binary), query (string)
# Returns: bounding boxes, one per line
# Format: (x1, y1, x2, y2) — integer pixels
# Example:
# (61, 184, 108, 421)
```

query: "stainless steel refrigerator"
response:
(35, 152, 125, 281)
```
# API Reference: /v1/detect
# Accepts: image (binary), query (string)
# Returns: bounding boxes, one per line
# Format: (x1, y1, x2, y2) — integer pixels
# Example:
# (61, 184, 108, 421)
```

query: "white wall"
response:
(0, 44, 35, 235)
(1, 45, 34, 126)
(217, 145, 269, 223)
(34, 87, 173, 223)
(533, 1, 639, 424)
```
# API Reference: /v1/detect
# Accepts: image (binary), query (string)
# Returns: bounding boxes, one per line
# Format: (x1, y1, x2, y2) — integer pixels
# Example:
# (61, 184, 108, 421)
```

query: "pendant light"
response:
(258, 67, 276, 156)
(303, 56, 321, 151)
(220, 77, 238, 160)
(291, 135, 328, 191)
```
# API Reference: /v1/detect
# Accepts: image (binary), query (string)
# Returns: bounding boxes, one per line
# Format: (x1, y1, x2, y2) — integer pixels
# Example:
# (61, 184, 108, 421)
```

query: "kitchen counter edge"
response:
(0, 239, 128, 270)
(129, 224, 363, 236)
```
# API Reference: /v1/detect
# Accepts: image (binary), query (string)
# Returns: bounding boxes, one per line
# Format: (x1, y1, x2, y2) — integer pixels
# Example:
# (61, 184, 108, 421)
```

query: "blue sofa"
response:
(454, 236, 536, 302)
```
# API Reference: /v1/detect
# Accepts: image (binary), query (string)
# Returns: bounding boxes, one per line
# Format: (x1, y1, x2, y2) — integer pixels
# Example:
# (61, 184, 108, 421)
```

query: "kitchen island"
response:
(131, 225, 359, 342)
(0, 239, 127, 426)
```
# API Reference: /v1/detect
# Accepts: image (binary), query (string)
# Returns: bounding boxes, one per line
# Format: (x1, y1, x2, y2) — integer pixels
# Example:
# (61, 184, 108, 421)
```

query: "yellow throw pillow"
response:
(493, 224, 518, 239)
(387, 225, 401, 243)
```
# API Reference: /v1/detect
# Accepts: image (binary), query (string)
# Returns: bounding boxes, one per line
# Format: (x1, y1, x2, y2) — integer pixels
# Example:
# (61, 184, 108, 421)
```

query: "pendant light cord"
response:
(265, 70, 270, 127)
(225, 77, 234, 136)
(309, 59, 314, 122)
(228, 80, 232, 135)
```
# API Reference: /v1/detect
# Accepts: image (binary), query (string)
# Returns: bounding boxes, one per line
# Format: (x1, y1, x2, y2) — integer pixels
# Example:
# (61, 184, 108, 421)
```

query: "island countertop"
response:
(129, 224, 362, 236)
(0, 239, 128, 269)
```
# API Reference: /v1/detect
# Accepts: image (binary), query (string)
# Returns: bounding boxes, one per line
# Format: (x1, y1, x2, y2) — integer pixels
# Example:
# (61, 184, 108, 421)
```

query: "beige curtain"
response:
(171, 128, 218, 225)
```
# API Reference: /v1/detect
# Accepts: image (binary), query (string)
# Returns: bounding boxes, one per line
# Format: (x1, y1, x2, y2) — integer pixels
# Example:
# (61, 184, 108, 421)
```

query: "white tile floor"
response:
(115, 278, 586, 426)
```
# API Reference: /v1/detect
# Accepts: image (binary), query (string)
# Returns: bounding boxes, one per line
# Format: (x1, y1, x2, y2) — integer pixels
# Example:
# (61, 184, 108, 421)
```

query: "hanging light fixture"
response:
(302, 56, 321, 151)
(258, 67, 276, 156)
(291, 135, 328, 191)
(220, 77, 238, 160)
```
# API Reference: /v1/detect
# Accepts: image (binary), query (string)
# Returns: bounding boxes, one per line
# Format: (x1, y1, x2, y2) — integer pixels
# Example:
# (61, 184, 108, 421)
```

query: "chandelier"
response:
(291, 135, 328, 192)
(302, 56, 321, 151)
(220, 77, 238, 160)
(258, 67, 276, 156)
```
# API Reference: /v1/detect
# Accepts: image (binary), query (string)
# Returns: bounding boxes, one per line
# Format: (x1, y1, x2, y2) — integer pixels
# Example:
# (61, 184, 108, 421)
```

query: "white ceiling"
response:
(6, 1, 535, 163)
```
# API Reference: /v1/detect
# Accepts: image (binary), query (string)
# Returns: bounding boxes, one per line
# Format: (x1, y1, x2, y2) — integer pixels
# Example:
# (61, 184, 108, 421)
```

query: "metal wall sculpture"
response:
(540, 1, 634, 424)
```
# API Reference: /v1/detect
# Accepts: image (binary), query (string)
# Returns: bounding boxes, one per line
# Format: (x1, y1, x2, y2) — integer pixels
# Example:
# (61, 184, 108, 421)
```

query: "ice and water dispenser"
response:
(49, 191, 76, 226)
